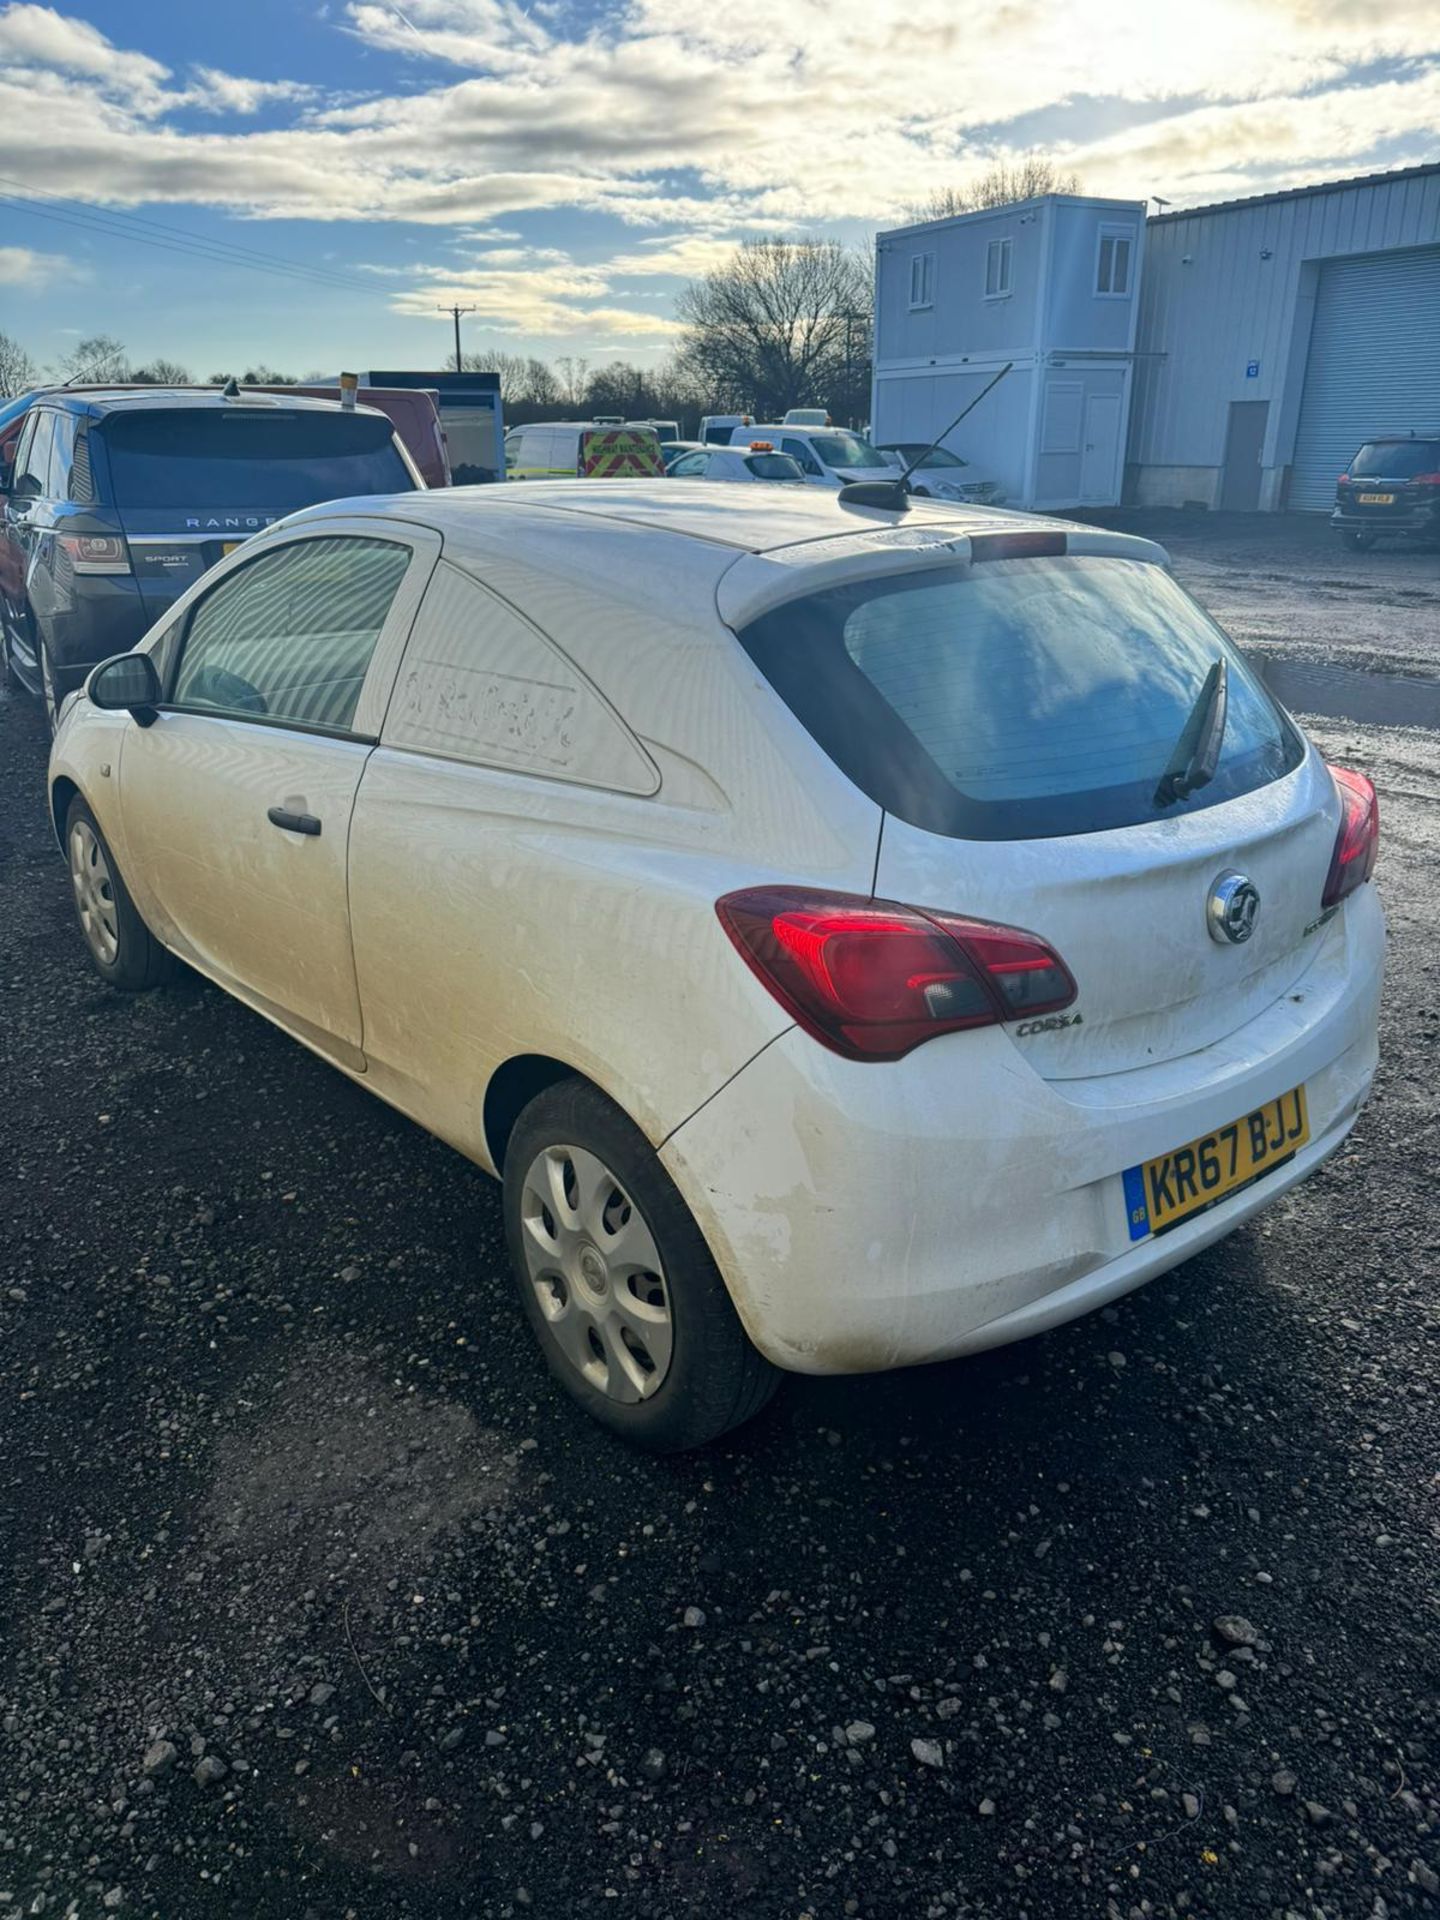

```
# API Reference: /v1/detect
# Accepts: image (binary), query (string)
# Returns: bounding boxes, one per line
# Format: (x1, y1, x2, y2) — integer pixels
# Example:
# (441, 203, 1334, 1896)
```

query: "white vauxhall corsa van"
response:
(50, 484, 1383, 1450)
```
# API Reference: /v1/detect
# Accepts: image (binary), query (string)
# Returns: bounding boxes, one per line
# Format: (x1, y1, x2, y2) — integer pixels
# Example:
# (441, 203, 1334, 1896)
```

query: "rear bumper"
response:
(661, 888, 1384, 1374)
(1331, 504, 1440, 537)
(45, 577, 159, 691)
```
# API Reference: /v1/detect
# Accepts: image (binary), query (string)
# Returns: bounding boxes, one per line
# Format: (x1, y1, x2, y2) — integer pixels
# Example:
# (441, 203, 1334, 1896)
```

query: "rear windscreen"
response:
(1351, 441, 1440, 478)
(745, 454, 802, 479)
(736, 555, 1302, 841)
(98, 410, 413, 509)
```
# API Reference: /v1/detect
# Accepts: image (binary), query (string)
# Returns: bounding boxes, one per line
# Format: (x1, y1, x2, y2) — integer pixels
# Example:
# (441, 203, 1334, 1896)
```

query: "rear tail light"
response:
(1321, 765, 1379, 909)
(1410, 472, 1440, 486)
(1337, 474, 1350, 486)
(715, 886, 1076, 1061)
(57, 533, 130, 576)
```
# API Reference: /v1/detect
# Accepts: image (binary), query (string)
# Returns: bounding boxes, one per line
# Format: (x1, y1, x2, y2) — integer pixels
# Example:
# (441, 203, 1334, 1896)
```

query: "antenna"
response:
(837, 362, 1014, 511)
(1151, 195, 1172, 213)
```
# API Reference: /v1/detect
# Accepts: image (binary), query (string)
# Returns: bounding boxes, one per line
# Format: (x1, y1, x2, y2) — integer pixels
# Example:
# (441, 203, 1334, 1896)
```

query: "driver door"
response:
(117, 522, 438, 1065)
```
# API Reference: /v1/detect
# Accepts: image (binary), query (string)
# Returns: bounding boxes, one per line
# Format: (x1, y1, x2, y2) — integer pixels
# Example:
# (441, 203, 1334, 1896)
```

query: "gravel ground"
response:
(2, 526, 1438, 1920)
(1079, 511, 1440, 682)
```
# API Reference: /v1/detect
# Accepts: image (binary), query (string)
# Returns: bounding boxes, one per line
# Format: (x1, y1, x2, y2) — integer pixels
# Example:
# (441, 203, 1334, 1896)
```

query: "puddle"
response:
(1249, 657, 1440, 732)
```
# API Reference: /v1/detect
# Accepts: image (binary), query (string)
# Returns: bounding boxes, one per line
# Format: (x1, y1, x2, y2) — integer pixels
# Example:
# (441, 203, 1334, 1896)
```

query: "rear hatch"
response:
(96, 404, 416, 619)
(1338, 439, 1440, 523)
(726, 536, 1341, 1078)
(580, 428, 664, 479)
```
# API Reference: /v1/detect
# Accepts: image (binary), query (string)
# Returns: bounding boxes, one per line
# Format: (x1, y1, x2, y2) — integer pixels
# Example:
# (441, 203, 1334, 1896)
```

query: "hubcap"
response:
(518, 1144, 673, 1404)
(68, 820, 120, 966)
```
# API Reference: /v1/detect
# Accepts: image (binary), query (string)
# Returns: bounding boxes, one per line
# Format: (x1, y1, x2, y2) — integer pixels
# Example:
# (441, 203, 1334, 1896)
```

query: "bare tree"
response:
(0, 330, 39, 398)
(675, 238, 871, 422)
(242, 364, 296, 384)
(448, 349, 528, 398)
(584, 360, 655, 420)
(554, 356, 591, 409)
(130, 358, 193, 385)
(915, 156, 1082, 222)
(60, 334, 129, 383)
(522, 357, 560, 407)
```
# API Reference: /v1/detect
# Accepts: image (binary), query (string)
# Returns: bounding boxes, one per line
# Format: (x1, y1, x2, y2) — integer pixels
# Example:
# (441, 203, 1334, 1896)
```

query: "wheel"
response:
(64, 796, 174, 991)
(503, 1079, 779, 1451)
(1341, 529, 1376, 552)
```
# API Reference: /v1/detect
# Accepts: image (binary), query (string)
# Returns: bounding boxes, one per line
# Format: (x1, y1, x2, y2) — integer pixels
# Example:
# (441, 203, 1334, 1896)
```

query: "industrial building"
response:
(1129, 162, 1440, 511)
(872, 161, 1440, 513)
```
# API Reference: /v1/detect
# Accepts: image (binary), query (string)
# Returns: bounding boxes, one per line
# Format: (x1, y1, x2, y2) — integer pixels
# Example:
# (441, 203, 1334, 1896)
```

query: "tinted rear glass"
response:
(745, 454, 803, 479)
(736, 555, 1302, 841)
(98, 409, 412, 509)
(1350, 440, 1440, 478)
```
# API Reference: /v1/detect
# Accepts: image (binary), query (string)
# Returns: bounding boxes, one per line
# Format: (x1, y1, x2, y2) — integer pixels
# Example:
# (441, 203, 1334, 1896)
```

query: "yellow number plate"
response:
(1357, 493, 1394, 505)
(1124, 1086, 1309, 1240)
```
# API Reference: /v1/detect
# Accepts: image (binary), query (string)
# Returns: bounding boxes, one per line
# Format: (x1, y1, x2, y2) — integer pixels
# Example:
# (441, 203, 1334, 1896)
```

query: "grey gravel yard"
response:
(1, 513, 1438, 1920)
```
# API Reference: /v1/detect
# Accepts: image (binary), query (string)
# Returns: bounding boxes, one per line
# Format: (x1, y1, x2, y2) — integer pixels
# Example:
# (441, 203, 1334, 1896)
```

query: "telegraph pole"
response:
(438, 304, 475, 371)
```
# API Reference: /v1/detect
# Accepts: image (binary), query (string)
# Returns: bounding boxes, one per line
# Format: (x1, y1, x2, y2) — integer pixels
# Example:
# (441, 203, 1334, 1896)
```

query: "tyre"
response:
(64, 795, 174, 991)
(503, 1078, 779, 1451)
(1341, 529, 1376, 552)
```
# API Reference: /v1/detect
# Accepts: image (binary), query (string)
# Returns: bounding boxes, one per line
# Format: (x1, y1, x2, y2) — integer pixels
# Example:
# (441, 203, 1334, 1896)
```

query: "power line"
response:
(0, 174, 395, 300)
(0, 174, 390, 296)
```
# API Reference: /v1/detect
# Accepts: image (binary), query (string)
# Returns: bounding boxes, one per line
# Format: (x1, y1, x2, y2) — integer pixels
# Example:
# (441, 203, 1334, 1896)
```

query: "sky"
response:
(0, 0, 1436, 377)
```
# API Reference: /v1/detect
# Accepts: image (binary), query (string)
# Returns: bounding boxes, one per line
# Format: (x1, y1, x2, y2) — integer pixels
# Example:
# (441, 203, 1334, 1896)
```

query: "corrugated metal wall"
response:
(1289, 247, 1440, 510)
(1130, 167, 1440, 481)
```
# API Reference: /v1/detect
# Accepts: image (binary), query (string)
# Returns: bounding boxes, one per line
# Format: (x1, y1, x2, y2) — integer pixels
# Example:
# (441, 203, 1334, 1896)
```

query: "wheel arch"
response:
(482, 1053, 591, 1174)
(49, 775, 80, 850)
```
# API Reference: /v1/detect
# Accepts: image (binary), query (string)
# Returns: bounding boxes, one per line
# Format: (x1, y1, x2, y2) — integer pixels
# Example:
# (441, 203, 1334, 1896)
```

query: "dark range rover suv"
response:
(1, 388, 421, 723)
(1333, 434, 1440, 551)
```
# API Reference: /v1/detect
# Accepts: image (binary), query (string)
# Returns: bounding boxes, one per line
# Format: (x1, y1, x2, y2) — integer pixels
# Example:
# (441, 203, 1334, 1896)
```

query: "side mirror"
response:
(88, 652, 162, 725)
(11, 471, 40, 501)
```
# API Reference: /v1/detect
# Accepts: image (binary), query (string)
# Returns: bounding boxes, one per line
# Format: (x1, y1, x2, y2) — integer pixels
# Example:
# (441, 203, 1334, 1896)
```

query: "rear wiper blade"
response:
(1154, 656, 1228, 807)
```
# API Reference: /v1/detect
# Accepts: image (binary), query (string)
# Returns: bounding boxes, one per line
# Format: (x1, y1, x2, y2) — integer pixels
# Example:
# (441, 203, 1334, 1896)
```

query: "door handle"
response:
(267, 805, 321, 837)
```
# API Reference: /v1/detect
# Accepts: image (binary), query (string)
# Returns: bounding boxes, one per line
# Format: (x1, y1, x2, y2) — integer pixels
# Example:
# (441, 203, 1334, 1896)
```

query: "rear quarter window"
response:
(735, 554, 1303, 842)
(384, 562, 658, 794)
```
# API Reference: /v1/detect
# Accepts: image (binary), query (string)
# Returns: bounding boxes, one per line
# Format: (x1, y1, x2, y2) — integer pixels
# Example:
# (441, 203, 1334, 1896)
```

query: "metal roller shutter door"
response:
(1290, 247, 1440, 511)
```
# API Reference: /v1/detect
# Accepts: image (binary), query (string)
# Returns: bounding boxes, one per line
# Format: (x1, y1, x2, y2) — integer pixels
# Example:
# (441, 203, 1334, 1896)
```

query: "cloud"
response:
(186, 67, 317, 115)
(0, 242, 80, 287)
(0, 1, 1437, 343)
(0, 2, 170, 108)
(379, 247, 684, 338)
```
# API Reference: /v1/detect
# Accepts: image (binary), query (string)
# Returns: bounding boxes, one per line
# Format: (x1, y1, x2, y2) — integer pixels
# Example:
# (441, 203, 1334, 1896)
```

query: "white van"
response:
(730, 424, 896, 490)
(505, 421, 665, 481)
(700, 413, 753, 445)
(782, 408, 831, 427)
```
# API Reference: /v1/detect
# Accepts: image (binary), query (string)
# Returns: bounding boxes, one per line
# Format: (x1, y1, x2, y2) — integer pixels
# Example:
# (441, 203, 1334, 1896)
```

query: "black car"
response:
(1332, 434, 1440, 550)
(1, 388, 421, 724)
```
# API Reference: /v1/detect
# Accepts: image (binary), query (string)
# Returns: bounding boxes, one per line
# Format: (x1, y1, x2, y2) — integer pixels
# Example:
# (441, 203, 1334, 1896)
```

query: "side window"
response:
(17, 411, 56, 497)
(908, 250, 935, 309)
(782, 437, 822, 475)
(1096, 226, 1134, 296)
(8, 413, 37, 491)
(985, 236, 1012, 299)
(48, 412, 78, 500)
(670, 452, 707, 475)
(172, 536, 411, 732)
(385, 560, 658, 795)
